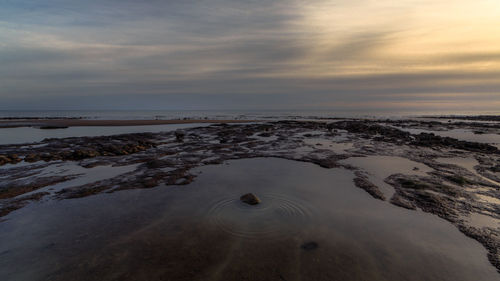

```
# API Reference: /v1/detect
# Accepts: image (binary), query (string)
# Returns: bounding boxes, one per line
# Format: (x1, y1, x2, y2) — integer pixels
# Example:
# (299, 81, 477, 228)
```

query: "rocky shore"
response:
(425, 115, 500, 122)
(1, 119, 500, 271)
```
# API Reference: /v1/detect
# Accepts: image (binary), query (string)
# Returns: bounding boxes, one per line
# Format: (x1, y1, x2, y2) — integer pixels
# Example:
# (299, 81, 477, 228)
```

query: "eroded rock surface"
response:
(1, 119, 500, 270)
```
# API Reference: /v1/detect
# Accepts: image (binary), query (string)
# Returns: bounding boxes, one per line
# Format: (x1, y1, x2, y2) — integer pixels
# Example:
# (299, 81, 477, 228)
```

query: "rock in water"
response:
(301, 241, 318, 251)
(240, 193, 261, 205)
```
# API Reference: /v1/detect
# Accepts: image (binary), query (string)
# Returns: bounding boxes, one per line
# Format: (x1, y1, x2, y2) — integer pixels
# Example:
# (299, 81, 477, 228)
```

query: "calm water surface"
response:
(0, 123, 210, 145)
(394, 127, 500, 149)
(0, 158, 498, 280)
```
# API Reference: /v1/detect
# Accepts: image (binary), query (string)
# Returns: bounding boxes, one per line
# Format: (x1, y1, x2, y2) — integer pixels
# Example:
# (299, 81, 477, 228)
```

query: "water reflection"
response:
(0, 158, 498, 280)
(395, 127, 500, 149)
(0, 123, 211, 145)
(207, 193, 314, 239)
(340, 156, 433, 198)
(436, 157, 500, 186)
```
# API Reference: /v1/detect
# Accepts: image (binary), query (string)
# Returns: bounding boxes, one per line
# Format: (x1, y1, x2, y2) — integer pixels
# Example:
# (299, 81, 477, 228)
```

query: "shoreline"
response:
(0, 119, 260, 128)
(1, 119, 500, 272)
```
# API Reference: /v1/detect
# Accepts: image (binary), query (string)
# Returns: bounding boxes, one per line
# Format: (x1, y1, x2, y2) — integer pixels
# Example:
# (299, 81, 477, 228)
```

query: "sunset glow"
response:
(1, 0, 499, 113)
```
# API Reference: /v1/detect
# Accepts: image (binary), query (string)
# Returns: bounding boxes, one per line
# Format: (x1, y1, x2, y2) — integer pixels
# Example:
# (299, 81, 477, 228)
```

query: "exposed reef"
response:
(1, 119, 500, 270)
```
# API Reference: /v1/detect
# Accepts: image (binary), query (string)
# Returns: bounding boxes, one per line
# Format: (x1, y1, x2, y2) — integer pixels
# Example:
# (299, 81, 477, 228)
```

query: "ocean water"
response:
(1, 109, 499, 120)
(0, 110, 252, 120)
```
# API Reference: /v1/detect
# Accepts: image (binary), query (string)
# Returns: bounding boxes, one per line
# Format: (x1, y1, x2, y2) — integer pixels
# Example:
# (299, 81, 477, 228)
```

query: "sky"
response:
(1, 0, 499, 113)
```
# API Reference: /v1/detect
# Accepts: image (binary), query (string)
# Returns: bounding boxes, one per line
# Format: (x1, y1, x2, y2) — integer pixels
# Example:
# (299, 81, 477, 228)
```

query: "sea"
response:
(0, 109, 499, 120)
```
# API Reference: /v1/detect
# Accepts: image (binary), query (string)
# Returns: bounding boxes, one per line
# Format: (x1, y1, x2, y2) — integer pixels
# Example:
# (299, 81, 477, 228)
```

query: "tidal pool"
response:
(393, 126, 500, 149)
(436, 156, 500, 186)
(340, 156, 433, 198)
(0, 158, 498, 280)
(0, 123, 211, 145)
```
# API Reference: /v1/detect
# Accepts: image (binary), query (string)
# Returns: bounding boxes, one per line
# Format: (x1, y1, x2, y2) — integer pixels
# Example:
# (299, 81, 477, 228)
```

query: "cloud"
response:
(0, 0, 499, 112)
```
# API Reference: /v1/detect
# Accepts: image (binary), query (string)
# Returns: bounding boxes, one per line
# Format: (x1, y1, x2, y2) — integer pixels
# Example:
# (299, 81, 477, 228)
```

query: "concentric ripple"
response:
(206, 193, 314, 239)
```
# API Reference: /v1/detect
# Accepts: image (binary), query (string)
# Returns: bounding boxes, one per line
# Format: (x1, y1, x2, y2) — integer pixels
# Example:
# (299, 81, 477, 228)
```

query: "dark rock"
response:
(39, 125, 68, 129)
(490, 165, 500, 173)
(257, 132, 272, 137)
(142, 178, 158, 188)
(40, 153, 53, 161)
(306, 155, 345, 169)
(240, 193, 261, 205)
(353, 174, 385, 200)
(145, 159, 164, 169)
(81, 160, 110, 168)
(301, 241, 318, 251)
(328, 121, 411, 141)
(445, 175, 469, 186)
(24, 154, 40, 163)
(6, 155, 21, 164)
(398, 179, 429, 190)
(175, 131, 185, 142)
(328, 120, 499, 154)
(72, 149, 100, 160)
(0, 155, 10, 165)
(390, 193, 416, 210)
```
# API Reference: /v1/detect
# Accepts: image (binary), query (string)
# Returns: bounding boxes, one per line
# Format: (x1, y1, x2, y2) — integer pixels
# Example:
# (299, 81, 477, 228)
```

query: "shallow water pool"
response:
(0, 158, 497, 280)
